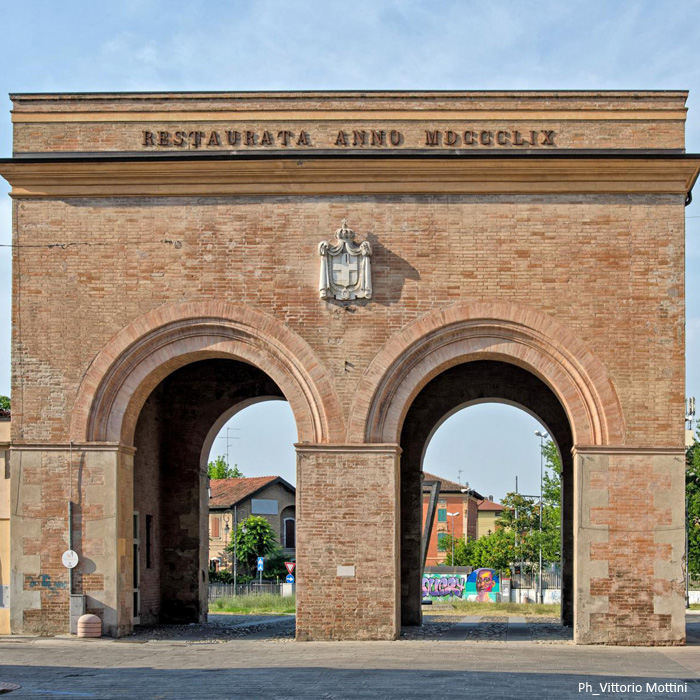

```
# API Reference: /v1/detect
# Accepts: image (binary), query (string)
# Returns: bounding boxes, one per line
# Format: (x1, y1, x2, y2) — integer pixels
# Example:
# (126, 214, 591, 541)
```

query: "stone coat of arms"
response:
(318, 220, 372, 300)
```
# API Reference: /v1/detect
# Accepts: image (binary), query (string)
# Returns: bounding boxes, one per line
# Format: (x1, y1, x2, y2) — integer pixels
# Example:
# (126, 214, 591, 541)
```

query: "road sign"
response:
(285, 562, 296, 575)
(257, 557, 264, 572)
(61, 550, 79, 569)
(286, 574, 295, 584)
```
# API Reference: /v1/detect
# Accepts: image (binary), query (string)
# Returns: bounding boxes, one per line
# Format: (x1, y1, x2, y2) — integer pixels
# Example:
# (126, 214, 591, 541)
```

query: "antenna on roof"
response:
(215, 426, 240, 466)
(457, 469, 463, 485)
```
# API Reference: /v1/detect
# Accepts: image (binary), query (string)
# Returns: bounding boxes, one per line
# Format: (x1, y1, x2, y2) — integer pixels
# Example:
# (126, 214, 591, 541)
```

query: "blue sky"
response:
(1, 0, 700, 499)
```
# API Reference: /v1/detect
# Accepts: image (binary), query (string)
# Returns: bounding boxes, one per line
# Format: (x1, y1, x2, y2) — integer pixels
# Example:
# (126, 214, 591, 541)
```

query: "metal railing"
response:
(509, 570, 561, 589)
(208, 582, 284, 600)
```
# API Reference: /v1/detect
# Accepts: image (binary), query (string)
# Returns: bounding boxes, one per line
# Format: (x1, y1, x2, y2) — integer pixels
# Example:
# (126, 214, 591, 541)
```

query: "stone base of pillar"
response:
(573, 447, 686, 646)
(10, 445, 134, 638)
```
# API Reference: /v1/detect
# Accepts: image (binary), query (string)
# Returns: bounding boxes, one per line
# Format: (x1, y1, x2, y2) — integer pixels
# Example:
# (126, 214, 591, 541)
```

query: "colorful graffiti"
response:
(465, 568, 499, 603)
(422, 574, 466, 600)
(421, 569, 501, 603)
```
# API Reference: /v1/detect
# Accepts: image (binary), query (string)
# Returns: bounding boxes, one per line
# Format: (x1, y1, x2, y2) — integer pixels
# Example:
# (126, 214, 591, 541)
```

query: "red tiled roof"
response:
(478, 498, 505, 512)
(423, 472, 485, 500)
(209, 476, 282, 508)
(423, 472, 465, 492)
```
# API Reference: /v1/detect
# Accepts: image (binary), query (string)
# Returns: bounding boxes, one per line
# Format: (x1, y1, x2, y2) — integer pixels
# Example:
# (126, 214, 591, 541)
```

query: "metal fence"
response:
(208, 582, 284, 600)
(509, 570, 561, 589)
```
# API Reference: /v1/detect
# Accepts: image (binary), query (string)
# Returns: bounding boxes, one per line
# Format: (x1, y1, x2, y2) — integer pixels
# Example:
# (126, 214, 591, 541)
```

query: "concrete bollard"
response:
(76, 613, 102, 638)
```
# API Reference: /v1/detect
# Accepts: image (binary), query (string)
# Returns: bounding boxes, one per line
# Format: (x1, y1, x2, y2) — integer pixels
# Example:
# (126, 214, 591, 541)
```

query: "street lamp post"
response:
(223, 512, 231, 570)
(534, 430, 549, 604)
(232, 505, 238, 591)
(460, 485, 471, 545)
(447, 512, 460, 565)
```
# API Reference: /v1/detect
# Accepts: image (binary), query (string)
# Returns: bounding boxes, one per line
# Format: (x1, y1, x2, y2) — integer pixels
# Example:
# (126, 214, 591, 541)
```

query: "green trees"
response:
(686, 434, 700, 576)
(496, 439, 561, 571)
(497, 492, 543, 572)
(443, 529, 516, 571)
(207, 456, 243, 480)
(537, 439, 562, 564)
(443, 438, 562, 573)
(0, 396, 9, 412)
(225, 515, 289, 580)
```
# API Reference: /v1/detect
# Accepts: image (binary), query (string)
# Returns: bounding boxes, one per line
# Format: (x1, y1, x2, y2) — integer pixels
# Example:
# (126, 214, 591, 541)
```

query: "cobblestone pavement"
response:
(0, 617, 698, 699)
(132, 613, 571, 644)
(406, 613, 572, 643)
(527, 615, 575, 643)
(125, 614, 297, 644)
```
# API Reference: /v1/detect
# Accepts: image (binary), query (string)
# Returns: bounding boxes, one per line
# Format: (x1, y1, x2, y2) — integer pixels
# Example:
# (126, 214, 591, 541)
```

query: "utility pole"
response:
(447, 512, 460, 565)
(233, 506, 238, 594)
(515, 476, 520, 603)
(215, 426, 240, 467)
(535, 430, 549, 604)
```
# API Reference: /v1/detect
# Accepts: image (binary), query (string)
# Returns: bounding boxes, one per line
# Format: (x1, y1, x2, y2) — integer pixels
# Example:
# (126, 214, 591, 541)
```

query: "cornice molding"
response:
(10, 441, 137, 455)
(2, 156, 699, 198)
(572, 445, 685, 456)
(11, 109, 688, 124)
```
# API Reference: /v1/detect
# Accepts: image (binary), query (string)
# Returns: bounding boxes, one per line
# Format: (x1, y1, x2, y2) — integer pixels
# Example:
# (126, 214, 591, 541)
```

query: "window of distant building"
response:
(437, 532, 448, 551)
(252, 499, 278, 515)
(437, 508, 447, 522)
(210, 516, 220, 539)
(284, 517, 296, 549)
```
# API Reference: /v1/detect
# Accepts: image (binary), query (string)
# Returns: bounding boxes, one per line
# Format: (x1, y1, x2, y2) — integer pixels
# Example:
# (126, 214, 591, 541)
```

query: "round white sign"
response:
(61, 550, 79, 569)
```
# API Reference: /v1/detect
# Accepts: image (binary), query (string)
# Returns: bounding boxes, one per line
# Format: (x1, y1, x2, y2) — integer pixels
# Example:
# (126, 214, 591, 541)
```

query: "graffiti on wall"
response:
(422, 574, 466, 599)
(422, 569, 500, 602)
(465, 568, 499, 603)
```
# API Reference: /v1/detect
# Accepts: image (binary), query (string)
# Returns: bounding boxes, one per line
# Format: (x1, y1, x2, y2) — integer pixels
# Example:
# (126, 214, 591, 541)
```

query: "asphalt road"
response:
(0, 616, 698, 699)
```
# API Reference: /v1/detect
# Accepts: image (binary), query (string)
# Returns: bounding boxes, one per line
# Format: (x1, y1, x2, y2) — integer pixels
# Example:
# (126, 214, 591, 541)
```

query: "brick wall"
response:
(0, 420, 10, 634)
(296, 446, 400, 641)
(10, 193, 685, 448)
(3, 91, 691, 643)
(132, 385, 162, 624)
(10, 91, 687, 153)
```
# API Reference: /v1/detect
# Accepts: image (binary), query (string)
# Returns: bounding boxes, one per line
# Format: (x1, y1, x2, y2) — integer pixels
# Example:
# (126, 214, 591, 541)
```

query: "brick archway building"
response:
(2, 91, 698, 644)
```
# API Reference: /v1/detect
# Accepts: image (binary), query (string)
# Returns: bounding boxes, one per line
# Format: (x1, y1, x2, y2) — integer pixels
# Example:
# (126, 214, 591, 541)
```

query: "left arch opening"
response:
(132, 358, 290, 625)
(206, 400, 297, 593)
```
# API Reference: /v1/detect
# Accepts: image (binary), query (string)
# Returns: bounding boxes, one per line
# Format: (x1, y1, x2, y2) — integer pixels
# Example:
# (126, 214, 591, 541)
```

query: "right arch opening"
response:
(398, 360, 574, 628)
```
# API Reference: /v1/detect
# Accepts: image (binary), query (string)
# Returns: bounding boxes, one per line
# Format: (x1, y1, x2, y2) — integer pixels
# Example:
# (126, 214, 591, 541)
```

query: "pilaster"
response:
(573, 446, 685, 645)
(295, 443, 401, 641)
(9, 444, 134, 637)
